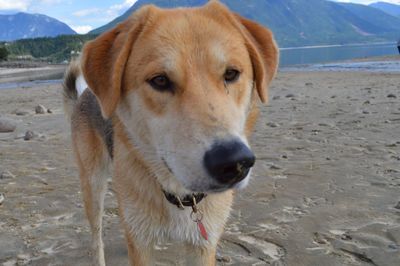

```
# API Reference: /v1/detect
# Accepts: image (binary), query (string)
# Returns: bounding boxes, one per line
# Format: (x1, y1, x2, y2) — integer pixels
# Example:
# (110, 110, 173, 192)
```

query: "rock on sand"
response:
(0, 117, 17, 132)
(35, 105, 47, 114)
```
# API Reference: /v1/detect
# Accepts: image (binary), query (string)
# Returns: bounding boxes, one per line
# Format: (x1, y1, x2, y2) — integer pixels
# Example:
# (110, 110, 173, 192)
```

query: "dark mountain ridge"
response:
(90, 0, 400, 47)
(370, 2, 400, 17)
(0, 12, 76, 41)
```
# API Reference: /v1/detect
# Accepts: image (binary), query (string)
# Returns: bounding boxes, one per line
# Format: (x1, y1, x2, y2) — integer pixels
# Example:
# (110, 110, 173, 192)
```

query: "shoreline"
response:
(1, 55, 399, 86)
(0, 64, 66, 84)
(279, 41, 396, 50)
(281, 55, 400, 72)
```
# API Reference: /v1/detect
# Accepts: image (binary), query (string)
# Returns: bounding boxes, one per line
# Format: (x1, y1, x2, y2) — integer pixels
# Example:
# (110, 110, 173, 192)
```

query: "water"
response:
(0, 43, 399, 90)
(0, 79, 62, 90)
(284, 61, 400, 73)
(280, 42, 399, 67)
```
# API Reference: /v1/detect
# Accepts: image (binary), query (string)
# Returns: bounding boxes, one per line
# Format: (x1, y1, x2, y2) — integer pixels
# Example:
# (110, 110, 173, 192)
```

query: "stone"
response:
(13, 109, 29, 116)
(387, 94, 397, 99)
(35, 105, 46, 114)
(24, 130, 36, 141)
(267, 122, 279, 128)
(0, 170, 15, 179)
(47, 108, 53, 114)
(216, 255, 231, 263)
(0, 193, 4, 205)
(272, 95, 281, 100)
(0, 117, 17, 133)
(270, 164, 282, 170)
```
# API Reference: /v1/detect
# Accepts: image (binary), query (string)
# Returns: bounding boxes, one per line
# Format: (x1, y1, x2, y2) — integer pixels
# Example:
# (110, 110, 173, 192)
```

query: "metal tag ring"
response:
(190, 211, 203, 222)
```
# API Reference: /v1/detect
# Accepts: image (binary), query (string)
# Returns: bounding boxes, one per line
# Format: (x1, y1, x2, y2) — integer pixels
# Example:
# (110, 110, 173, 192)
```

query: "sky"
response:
(0, 0, 399, 34)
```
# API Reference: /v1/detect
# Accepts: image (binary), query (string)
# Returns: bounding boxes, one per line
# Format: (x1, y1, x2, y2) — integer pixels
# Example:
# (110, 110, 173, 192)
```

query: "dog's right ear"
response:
(81, 6, 155, 118)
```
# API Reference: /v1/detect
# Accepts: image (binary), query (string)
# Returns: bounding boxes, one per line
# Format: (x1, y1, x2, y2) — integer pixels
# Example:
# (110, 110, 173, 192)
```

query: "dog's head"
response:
(81, 1, 278, 194)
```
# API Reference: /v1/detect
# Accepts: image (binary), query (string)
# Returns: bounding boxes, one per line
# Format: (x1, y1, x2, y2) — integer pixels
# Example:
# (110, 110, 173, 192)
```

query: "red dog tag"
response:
(197, 220, 208, 240)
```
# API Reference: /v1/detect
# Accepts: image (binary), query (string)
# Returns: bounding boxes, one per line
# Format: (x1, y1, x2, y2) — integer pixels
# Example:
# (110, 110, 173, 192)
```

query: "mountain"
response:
(370, 2, 400, 17)
(90, 0, 400, 47)
(0, 12, 76, 41)
(338, 3, 400, 33)
(91, 0, 207, 34)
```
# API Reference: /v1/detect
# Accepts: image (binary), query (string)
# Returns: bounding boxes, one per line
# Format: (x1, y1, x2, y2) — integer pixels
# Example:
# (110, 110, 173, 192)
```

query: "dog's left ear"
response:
(235, 15, 279, 103)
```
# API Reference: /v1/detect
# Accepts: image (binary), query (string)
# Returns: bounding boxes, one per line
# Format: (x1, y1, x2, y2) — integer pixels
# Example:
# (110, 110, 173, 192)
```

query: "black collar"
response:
(162, 190, 207, 210)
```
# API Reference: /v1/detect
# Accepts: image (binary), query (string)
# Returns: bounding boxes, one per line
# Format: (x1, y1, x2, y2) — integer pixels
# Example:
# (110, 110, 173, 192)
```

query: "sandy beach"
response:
(0, 61, 399, 265)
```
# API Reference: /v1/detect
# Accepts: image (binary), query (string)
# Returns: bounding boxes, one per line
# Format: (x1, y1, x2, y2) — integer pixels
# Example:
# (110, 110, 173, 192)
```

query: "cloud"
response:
(110, 0, 138, 12)
(106, 0, 138, 17)
(72, 0, 138, 22)
(39, 0, 63, 4)
(0, 0, 30, 11)
(73, 8, 100, 17)
(334, 0, 400, 4)
(71, 25, 93, 34)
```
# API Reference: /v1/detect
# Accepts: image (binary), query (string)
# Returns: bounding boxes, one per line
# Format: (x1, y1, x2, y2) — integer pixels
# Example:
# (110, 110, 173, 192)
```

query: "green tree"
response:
(0, 46, 9, 61)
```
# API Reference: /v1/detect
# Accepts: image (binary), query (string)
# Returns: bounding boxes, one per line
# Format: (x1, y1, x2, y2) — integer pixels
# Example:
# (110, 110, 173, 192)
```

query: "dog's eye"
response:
(148, 74, 174, 92)
(224, 68, 240, 83)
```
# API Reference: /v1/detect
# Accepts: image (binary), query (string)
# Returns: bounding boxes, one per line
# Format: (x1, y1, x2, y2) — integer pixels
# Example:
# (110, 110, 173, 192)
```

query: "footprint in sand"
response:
(310, 223, 400, 266)
(271, 206, 309, 223)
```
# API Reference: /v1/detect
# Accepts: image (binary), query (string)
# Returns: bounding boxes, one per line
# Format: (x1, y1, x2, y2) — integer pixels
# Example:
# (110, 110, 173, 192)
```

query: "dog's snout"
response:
(203, 140, 255, 185)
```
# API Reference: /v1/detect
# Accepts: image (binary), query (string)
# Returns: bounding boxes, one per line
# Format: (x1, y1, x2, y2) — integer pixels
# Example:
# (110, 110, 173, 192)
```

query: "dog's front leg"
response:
(185, 245, 217, 266)
(123, 230, 155, 266)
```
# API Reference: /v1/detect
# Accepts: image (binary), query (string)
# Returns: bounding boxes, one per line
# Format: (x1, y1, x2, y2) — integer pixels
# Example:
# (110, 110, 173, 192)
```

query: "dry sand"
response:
(0, 66, 399, 265)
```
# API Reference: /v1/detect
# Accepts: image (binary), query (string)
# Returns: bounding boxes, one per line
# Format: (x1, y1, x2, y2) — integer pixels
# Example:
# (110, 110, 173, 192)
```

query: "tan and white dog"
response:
(63, 1, 278, 265)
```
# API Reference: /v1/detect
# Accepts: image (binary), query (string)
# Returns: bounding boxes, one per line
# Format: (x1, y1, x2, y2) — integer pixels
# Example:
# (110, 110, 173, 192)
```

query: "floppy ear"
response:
(81, 6, 153, 118)
(235, 15, 279, 103)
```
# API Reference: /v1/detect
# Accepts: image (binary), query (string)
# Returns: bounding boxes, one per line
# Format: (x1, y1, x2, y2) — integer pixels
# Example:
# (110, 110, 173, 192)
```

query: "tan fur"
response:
(65, 1, 278, 265)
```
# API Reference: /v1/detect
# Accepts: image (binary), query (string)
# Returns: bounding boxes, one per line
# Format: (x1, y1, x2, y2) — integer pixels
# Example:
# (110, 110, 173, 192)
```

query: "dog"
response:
(63, 1, 278, 265)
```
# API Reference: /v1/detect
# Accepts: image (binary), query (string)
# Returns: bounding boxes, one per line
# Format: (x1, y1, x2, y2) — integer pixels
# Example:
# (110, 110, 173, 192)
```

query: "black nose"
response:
(203, 140, 256, 185)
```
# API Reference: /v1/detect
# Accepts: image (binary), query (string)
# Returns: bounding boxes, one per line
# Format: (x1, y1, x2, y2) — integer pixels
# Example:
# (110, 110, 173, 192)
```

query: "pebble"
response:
(272, 95, 281, 100)
(24, 130, 36, 141)
(13, 109, 29, 116)
(47, 108, 53, 114)
(16, 254, 30, 265)
(387, 94, 397, 99)
(286, 93, 295, 98)
(216, 255, 231, 263)
(362, 110, 370, 114)
(270, 164, 282, 170)
(0, 170, 15, 179)
(35, 105, 47, 114)
(0, 117, 17, 133)
(305, 82, 313, 86)
(394, 202, 400, 210)
(318, 123, 330, 127)
(267, 122, 279, 128)
(0, 193, 4, 205)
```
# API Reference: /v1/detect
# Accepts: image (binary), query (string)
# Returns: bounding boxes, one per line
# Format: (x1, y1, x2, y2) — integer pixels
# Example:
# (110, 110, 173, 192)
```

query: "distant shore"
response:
(1, 55, 399, 85)
(281, 55, 400, 72)
(0, 61, 66, 83)
(279, 41, 397, 50)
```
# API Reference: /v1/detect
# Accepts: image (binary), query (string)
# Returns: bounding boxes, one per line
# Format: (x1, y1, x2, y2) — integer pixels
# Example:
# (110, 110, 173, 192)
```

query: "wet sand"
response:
(0, 64, 66, 84)
(0, 67, 399, 265)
